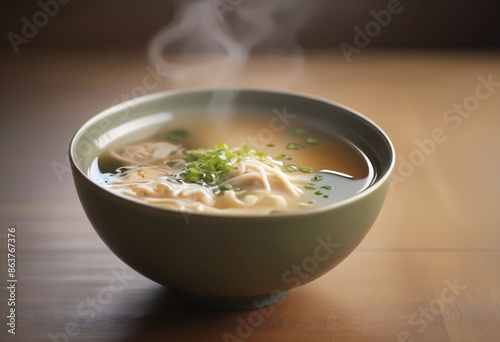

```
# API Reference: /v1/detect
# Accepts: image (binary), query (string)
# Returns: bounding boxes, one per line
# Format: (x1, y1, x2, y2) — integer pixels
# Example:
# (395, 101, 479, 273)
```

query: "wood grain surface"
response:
(1, 50, 499, 342)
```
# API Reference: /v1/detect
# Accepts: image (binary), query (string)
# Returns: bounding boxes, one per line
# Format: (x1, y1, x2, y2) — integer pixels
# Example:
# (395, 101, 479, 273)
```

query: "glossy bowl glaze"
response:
(69, 88, 394, 311)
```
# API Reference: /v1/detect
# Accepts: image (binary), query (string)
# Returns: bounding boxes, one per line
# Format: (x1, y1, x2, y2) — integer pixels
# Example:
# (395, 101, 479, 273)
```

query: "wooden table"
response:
(1, 50, 499, 341)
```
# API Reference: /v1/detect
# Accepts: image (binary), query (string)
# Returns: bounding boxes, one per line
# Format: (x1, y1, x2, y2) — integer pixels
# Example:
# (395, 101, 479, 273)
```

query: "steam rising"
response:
(147, 0, 316, 91)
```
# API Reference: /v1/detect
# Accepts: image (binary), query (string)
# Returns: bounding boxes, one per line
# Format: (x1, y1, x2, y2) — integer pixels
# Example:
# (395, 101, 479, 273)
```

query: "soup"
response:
(89, 110, 374, 215)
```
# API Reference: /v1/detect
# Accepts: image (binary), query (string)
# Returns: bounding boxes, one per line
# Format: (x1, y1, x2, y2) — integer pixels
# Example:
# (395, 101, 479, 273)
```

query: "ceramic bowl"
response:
(69, 88, 394, 311)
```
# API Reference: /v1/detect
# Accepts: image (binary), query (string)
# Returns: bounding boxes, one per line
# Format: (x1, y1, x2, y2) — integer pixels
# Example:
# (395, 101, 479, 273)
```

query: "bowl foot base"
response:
(174, 289, 290, 311)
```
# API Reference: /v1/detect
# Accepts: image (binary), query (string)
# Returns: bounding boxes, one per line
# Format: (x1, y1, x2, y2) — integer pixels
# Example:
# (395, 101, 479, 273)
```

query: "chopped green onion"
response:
(304, 183, 316, 190)
(254, 151, 268, 161)
(236, 145, 252, 156)
(299, 167, 314, 173)
(219, 184, 234, 191)
(314, 190, 323, 196)
(323, 195, 330, 198)
(215, 142, 229, 151)
(306, 137, 319, 144)
(293, 127, 307, 135)
(276, 153, 287, 159)
(267, 143, 275, 147)
(167, 129, 189, 141)
(182, 143, 249, 185)
(321, 185, 333, 190)
(311, 175, 323, 182)
(282, 164, 298, 173)
(307, 200, 315, 204)
(286, 143, 302, 150)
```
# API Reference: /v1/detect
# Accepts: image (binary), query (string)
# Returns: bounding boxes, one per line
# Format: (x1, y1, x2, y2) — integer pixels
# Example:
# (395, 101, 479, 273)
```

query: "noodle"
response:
(103, 141, 310, 214)
(90, 115, 374, 215)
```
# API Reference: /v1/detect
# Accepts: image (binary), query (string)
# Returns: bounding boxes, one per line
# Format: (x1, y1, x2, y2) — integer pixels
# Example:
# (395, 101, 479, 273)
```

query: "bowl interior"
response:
(71, 88, 394, 203)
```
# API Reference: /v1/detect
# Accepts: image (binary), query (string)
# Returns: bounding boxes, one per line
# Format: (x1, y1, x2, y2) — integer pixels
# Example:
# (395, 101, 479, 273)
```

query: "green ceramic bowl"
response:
(69, 88, 394, 311)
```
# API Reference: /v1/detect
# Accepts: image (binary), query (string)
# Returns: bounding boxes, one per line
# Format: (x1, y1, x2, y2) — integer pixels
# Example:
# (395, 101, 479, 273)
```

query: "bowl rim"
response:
(69, 87, 395, 219)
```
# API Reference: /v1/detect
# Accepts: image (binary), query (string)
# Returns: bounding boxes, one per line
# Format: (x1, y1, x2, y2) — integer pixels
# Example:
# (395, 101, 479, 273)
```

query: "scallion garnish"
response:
(299, 167, 314, 173)
(286, 143, 302, 150)
(304, 183, 316, 190)
(293, 128, 307, 135)
(282, 164, 298, 173)
(167, 129, 189, 141)
(254, 152, 269, 161)
(219, 184, 234, 191)
(181, 143, 266, 185)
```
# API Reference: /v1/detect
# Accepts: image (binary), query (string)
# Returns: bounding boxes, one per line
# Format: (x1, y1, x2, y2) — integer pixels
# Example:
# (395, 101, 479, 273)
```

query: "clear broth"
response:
(90, 110, 375, 213)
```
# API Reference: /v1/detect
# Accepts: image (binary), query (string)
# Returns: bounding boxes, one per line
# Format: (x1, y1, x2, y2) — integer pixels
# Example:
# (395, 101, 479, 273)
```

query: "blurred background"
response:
(1, 0, 500, 51)
(1, 1, 500, 341)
